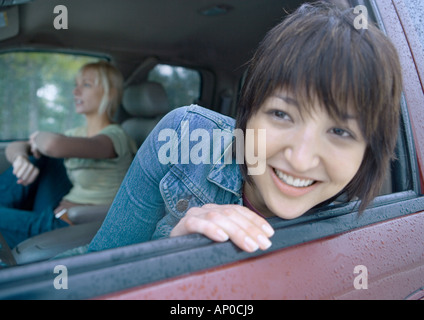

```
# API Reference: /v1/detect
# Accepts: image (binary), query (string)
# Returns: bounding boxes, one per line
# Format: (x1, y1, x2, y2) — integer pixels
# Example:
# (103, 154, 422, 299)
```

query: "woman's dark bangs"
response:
(273, 24, 359, 124)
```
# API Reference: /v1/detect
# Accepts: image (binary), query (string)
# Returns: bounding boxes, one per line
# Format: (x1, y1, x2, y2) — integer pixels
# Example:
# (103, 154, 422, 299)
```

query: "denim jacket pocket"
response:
(160, 169, 206, 220)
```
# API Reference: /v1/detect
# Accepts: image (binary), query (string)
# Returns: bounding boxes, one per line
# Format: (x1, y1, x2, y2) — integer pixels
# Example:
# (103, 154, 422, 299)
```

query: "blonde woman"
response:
(0, 61, 136, 248)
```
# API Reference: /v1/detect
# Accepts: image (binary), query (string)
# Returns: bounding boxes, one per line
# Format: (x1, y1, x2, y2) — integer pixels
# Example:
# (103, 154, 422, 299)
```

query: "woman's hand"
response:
(12, 155, 40, 186)
(170, 203, 274, 252)
(29, 131, 42, 159)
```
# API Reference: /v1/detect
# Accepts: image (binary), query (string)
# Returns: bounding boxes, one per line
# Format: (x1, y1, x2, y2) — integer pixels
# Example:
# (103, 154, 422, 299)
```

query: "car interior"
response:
(0, 0, 414, 269)
(11, 79, 175, 264)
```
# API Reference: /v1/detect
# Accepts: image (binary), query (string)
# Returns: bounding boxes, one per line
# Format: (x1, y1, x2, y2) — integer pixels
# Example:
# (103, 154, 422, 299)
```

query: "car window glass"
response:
(0, 52, 101, 141)
(148, 64, 201, 109)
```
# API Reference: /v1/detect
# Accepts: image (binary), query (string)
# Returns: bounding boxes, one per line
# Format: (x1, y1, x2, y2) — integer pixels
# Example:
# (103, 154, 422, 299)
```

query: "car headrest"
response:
(123, 81, 170, 118)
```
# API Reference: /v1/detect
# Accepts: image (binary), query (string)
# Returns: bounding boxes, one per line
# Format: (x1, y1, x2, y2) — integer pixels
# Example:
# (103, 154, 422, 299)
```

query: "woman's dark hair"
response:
(236, 1, 403, 212)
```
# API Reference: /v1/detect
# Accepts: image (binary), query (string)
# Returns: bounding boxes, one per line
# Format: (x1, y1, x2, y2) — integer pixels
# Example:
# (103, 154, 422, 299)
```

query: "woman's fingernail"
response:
(262, 224, 274, 236)
(216, 229, 229, 241)
(257, 234, 272, 249)
(244, 236, 259, 252)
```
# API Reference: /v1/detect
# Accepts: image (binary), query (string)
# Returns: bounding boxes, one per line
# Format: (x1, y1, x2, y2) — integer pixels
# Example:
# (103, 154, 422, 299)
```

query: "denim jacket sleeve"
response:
(88, 105, 243, 252)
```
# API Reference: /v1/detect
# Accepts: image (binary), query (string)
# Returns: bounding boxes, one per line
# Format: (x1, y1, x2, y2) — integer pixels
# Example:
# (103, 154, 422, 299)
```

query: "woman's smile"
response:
(273, 167, 315, 188)
(271, 167, 318, 197)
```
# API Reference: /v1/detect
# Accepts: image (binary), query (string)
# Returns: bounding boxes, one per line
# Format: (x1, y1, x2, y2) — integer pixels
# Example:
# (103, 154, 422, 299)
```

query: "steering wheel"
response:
(0, 232, 16, 268)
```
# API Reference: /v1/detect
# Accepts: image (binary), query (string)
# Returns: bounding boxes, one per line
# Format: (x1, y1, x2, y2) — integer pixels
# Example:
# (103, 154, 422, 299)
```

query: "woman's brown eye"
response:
(330, 127, 353, 138)
(273, 110, 291, 120)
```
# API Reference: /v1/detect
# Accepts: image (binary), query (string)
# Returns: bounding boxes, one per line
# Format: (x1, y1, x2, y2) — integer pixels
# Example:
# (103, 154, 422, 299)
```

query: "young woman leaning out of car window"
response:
(0, 61, 136, 249)
(88, 2, 402, 253)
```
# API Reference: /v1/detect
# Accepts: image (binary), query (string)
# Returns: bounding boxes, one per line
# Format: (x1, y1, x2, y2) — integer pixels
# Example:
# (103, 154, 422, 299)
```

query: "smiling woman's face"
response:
(243, 89, 367, 219)
(73, 69, 104, 116)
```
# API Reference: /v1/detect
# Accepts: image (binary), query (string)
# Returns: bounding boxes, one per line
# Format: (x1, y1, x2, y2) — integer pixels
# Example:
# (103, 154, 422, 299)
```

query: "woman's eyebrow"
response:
(339, 113, 358, 122)
(274, 94, 359, 121)
(272, 94, 300, 107)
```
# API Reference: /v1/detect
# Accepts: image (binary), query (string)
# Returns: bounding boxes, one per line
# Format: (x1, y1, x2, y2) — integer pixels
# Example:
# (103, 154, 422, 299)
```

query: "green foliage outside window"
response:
(148, 64, 201, 109)
(0, 53, 201, 141)
(0, 52, 100, 141)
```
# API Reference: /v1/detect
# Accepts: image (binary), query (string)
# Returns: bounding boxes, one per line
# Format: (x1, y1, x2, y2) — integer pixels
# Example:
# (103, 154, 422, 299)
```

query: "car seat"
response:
(121, 81, 171, 147)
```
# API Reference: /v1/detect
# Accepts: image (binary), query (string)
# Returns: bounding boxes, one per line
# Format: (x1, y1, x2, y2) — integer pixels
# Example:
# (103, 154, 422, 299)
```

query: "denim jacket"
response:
(89, 105, 244, 252)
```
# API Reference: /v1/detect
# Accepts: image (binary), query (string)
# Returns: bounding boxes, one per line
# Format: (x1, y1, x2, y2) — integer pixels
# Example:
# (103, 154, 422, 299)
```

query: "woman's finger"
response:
(207, 206, 267, 250)
(172, 204, 273, 252)
(24, 166, 39, 185)
(14, 159, 39, 186)
(181, 213, 230, 242)
(232, 204, 275, 237)
(203, 204, 274, 245)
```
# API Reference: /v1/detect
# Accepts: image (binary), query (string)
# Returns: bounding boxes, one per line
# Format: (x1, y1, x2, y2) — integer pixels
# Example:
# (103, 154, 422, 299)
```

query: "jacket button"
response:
(176, 199, 189, 212)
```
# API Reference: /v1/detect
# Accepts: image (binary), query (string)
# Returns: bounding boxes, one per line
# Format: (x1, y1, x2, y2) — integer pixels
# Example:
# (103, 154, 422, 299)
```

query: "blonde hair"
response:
(78, 61, 124, 121)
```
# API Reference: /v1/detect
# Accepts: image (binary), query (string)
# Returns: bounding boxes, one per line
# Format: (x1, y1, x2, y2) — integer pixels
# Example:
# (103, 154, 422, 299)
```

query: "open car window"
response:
(0, 51, 102, 141)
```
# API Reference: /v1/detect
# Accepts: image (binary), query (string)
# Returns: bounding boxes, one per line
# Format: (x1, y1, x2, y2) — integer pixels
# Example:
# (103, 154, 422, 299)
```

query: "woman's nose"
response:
(73, 85, 80, 96)
(284, 128, 320, 172)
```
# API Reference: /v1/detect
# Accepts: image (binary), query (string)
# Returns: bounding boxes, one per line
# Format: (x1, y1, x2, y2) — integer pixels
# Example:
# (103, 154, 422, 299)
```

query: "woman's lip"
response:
(270, 166, 319, 197)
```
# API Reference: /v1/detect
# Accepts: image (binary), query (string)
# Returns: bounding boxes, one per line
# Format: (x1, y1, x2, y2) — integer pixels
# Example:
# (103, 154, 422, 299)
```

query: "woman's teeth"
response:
(274, 168, 314, 187)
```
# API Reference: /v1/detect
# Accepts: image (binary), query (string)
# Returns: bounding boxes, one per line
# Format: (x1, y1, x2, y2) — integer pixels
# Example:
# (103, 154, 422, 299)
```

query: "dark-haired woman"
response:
(89, 2, 402, 253)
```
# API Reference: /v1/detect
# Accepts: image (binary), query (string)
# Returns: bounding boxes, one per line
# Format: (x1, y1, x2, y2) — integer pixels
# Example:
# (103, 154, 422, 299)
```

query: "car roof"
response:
(0, 0, 303, 78)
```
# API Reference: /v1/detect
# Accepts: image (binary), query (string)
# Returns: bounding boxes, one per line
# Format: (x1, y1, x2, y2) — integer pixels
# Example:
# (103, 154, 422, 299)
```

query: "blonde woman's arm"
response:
(5, 140, 40, 186)
(30, 131, 116, 159)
